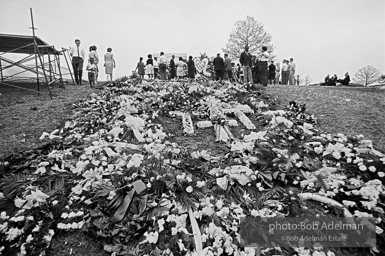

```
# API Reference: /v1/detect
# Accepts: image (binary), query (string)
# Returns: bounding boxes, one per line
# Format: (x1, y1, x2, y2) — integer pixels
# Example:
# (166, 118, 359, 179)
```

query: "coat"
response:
(213, 56, 224, 71)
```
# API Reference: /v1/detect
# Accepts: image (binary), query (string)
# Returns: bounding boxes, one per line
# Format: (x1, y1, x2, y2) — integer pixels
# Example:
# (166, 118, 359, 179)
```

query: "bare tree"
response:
(303, 75, 312, 86)
(222, 16, 275, 60)
(354, 66, 381, 86)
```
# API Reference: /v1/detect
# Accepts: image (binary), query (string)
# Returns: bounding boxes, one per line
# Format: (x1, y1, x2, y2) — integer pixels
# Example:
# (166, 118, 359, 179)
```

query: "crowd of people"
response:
(70, 39, 299, 88)
(321, 72, 350, 86)
(69, 39, 116, 86)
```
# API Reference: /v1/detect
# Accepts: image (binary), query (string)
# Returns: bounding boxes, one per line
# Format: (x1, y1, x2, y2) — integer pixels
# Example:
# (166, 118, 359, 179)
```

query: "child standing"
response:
(86, 58, 97, 87)
(135, 57, 145, 79)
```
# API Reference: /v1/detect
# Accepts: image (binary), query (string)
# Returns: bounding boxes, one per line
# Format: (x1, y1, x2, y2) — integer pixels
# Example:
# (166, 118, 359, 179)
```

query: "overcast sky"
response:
(1, 0, 384, 83)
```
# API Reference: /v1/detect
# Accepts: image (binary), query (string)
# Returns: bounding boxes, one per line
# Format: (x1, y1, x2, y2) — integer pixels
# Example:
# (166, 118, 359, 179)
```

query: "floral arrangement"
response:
(0, 77, 384, 256)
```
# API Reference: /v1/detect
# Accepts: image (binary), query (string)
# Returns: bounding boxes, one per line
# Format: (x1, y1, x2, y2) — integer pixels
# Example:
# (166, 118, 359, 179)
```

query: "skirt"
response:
(145, 64, 154, 75)
(105, 62, 114, 74)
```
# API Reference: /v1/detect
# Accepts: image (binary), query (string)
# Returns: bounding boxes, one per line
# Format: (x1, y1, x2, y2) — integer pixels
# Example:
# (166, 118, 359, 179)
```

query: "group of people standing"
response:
(133, 47, 297, 87)
(280, 58, 296, 85)
(69, 39, 116, 86)
(135, 53, 197, 80)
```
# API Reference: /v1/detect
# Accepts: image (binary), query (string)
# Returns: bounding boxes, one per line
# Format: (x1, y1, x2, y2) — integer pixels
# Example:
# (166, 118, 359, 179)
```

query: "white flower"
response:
(0, 212, 9, 220)
(71, 222, 78, 229)
(378, 172, 384, 178)
(202, 206, 214, 216)
(376, 226, 383, 234)
(216, 199, 223, 209)
(26, 234, 33, 243)
(61, 212, 69, 219)
(76, 211, 84, 217)
(157, 218, 165, 232)
(359, 165, 367, 171)
(78, 221, 85, 229)
(342, 200, 356, 208)
(32, 225, 40, 232)
(314, 146, 324, 154)
(14, 198, 26, 208)
(142, 231, 159, 244)
(68, 212, 76, 218)
(185, 186, 193, 193)
(107, 191, 116, 200)
(52, 200, 58, 206)
(186, 177, 192, 182)
(332, 151, 341, 160)
(369, 166, 376, 172)
(6, 227, 24, 241)
(196, 181, 206, 188)
(346, 158, 352, 163)
(84, 199, 92, 205)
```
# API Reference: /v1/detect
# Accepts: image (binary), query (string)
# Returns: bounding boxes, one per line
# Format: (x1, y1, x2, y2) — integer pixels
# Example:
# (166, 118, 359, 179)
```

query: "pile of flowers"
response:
(0, 78, 384, 256)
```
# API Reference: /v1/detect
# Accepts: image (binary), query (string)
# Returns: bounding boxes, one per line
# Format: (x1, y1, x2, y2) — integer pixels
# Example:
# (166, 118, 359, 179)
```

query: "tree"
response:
(222, 16, 275, 60)
(302, 76, 312, 86)
(353, 66, 381, 86)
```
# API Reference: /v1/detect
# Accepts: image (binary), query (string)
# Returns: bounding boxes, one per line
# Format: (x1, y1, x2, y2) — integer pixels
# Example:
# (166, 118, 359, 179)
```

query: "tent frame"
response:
(0, 8, 74, 98)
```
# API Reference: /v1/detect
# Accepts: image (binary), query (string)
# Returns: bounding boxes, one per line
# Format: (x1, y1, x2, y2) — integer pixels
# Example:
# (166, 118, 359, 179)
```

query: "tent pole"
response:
(0, 58, 3, 82)
(47, 51, 53, 82)
(30, 8, 52, 99)
(62, 48, 75, 84)
(55, 52, 64, 87)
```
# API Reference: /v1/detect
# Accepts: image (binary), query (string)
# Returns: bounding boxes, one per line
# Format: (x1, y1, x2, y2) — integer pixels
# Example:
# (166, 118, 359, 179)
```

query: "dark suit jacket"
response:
(170, 59, 175, 69)
(213, 56, 224, 71)
(239, 51, 252, 67)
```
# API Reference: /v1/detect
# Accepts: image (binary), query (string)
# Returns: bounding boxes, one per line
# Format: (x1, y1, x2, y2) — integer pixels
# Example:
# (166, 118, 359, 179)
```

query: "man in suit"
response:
(239, 45, 253, 84)
(289, 58, 296, 85)
(69, 39, 86, 85)
(224, 54, 233, 81)
(213, 53, 224, 82)
(169, 55, 176, 79)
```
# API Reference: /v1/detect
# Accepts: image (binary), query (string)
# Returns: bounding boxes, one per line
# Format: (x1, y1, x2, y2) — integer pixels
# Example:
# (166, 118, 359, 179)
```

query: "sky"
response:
(0, 0, 384, 83)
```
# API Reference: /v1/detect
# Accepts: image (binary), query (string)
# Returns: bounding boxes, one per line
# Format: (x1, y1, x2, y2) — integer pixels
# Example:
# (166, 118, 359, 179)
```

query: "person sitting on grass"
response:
(337, 72, 350, 86)
(321, 74, 331, 86)
(86, 58, 97, 87)
(330, 74, 338, 86)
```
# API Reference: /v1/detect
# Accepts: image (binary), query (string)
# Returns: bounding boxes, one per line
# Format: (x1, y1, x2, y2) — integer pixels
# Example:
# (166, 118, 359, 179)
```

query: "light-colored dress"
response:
(104, 52, 115, 74)
(177, 61, 187, 77)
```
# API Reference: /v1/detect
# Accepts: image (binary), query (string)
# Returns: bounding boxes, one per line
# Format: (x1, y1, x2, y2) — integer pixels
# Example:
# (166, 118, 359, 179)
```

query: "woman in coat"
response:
(268, 61, 276, 85)
(187, 56, 196, 79)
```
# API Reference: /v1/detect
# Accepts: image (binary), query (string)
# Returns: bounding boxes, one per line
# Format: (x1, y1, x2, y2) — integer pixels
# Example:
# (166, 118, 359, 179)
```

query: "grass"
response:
(266, 85, 385, 153)
(0, 81, 101, 159)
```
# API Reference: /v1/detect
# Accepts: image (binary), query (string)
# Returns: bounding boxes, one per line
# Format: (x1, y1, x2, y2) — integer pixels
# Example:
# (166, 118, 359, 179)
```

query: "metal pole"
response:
(30, 8, 52, 98)
(55, 52, 64, 87)
(0, 58, 3, 82)
(48, 51, 53, 82)
(62, 48, 75, 84)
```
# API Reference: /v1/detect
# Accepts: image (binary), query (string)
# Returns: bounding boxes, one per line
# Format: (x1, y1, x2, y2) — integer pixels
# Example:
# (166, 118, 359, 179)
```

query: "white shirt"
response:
(290, 62, 296, 71)
(260, 51, 269, 61)
(153, 60, 159, 68)
(69, 45, 86, 59)
(282, 63, 289, 71)
(159, 55, 167, 65)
